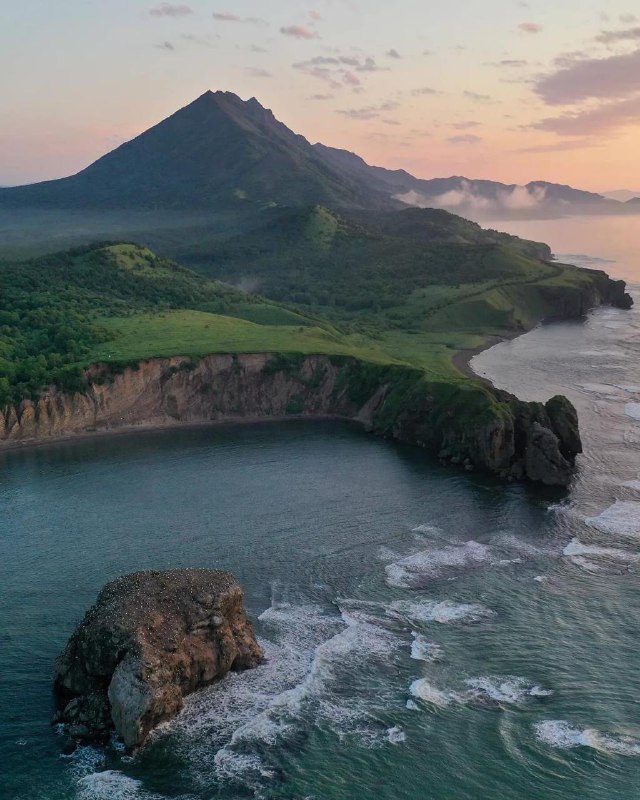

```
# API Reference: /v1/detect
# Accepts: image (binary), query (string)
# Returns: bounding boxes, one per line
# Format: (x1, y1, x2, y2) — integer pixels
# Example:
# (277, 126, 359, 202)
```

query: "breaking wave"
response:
(534, 721, 640, 756)
(385, 540, 492, 588)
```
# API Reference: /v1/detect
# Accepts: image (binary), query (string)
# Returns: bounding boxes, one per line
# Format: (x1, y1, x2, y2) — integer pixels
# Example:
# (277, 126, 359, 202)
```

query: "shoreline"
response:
(451, 329, 524, 384)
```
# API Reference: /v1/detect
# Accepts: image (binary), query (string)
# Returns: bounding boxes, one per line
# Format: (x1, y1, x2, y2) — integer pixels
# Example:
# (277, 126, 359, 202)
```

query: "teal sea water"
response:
(1, 223, 640, 799)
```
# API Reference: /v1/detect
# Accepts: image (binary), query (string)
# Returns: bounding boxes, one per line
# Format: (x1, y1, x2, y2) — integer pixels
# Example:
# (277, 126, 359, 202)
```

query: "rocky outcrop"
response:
(53, 569, 263, 750)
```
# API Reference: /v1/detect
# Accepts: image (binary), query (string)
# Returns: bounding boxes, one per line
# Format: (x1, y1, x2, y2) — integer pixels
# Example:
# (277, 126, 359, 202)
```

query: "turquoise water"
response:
(2, 255, 640, 796)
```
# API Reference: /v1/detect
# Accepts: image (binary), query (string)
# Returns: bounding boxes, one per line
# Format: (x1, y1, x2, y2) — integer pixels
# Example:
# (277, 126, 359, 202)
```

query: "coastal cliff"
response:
(53, 569, 263, 750)
(1, 352, 582, 486)
(1, 270, 632, 486)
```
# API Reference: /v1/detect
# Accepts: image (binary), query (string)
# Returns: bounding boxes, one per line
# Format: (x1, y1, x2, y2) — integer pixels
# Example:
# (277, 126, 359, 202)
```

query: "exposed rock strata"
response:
(53, 569, 263, 749)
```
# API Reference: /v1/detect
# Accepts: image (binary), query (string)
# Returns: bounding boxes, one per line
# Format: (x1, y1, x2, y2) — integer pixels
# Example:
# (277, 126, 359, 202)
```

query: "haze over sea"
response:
(1, 215, 639, 799)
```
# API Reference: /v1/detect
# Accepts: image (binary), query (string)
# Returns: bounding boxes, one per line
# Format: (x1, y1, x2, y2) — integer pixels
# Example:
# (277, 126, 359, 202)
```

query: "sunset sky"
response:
(2, 0, 640, 190)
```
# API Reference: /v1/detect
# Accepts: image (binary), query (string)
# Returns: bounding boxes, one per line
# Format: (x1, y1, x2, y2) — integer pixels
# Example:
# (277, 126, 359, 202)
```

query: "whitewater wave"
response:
(534, 721, 640, 756)
(75, 771, 174, 800)
(165, 598, 404, 792)
(385, 540, 492, 588)
(387, 599, 496, 626)
(463, 676, 553, 704)
(586, 501, 640, 538)
(387, 726, 407, 744)
(410, 633, 443, 662)
(563, 538, 639, 570)
(409, 679, 459, 709)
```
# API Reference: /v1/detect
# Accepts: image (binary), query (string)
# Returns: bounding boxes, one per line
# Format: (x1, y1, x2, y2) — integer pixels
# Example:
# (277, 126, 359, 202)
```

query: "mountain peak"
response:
(0, 90, 389, 211)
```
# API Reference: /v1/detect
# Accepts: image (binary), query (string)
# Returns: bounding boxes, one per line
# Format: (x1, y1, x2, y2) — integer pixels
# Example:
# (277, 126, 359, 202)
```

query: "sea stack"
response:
(53, 569, 264, 750)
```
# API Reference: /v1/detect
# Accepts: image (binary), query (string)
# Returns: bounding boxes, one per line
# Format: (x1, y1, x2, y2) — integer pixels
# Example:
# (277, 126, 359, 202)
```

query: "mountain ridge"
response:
(2, 91, 638, 220)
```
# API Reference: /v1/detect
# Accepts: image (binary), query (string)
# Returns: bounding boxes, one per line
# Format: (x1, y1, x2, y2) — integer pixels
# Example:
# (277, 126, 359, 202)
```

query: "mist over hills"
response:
(1, 91, 638, 223)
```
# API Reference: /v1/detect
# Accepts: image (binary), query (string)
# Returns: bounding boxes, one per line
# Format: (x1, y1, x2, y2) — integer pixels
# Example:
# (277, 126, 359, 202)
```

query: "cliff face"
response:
(53, 569, 263, 750)
(1, 352, 581, 486)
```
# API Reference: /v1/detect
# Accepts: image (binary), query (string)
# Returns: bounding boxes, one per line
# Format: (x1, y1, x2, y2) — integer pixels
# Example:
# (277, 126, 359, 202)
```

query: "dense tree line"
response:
(0, 243, 263, 406)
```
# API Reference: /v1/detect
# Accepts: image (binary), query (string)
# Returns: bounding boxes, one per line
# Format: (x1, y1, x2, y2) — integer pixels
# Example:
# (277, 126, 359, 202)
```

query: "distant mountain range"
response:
(1, 91, 639, 220)
(602, 190, 640, 203)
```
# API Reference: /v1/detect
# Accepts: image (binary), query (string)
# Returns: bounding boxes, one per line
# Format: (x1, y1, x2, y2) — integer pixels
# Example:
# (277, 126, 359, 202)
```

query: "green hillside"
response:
(0, 234, 612, 409)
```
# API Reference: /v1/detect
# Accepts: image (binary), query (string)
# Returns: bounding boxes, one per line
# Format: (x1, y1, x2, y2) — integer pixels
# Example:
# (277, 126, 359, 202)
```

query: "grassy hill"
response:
(0, 234, 613, 409)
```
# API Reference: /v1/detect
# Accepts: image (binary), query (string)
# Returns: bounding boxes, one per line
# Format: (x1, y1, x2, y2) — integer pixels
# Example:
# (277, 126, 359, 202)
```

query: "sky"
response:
(2, 0, 640, 190)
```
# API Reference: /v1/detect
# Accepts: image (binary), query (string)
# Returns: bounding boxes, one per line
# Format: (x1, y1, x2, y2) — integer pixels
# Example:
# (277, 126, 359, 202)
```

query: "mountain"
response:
(603, 190, 640, 202)
(314, 144, 635, 220)
(0, 92, 391, 212)
(2, 90, 639, 230)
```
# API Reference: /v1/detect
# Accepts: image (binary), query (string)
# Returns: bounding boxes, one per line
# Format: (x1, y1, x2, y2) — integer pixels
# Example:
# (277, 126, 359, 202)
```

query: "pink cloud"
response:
(309, 10, 322, 21)
(212, 11, 265, 25)
(280, 25, 319, 39)
(536, 47, 640, 104)
(343, 71, 361, 86)
(519, 22, 542, 33)
(533, 94, 640, 135)
(448, 134, 482, 144)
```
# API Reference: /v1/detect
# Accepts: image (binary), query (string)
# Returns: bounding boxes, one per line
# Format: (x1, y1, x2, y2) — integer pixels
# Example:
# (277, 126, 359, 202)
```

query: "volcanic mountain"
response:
(0, 91, 391, 211)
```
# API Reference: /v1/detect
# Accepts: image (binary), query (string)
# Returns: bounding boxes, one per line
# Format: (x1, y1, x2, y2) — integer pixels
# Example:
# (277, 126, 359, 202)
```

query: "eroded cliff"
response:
(1, 352, 582, 486)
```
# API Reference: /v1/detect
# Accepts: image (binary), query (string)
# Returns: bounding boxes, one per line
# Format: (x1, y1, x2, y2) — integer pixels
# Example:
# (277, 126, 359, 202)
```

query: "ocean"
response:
(0, 215, 639, 799)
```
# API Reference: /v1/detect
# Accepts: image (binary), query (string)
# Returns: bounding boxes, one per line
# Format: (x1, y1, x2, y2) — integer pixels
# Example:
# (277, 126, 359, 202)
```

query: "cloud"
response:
(620, 14, 638, 23)
(150, 3, 192, 17)
(463, 91, 494, 103)
(519, 21, 542, 33)
(515, 139, 598, 153)
(452, 120, 480, 129)
(309, 10, 322, 21)
(387, 48, 402, 59)
(338, 107, 381, 120)
(411, 86, 438, 95)
(310, 93, 334, 100)
(293, 55, 386, 86)
(212, 12, 266, 25)
(180, 33, 218, 48)
(337, 100, 399, 120)
(532, 93, 640, 135)
(535, 47, 640, 104)
(280, 24, 319, 39)
(596, 26, 640, 44)
(447, 134, 482, 144)
(246, 67, 272, 78)
(396, 181, 548, 211)
(155, 40, 175, 50)
(486, 59, 528, 67)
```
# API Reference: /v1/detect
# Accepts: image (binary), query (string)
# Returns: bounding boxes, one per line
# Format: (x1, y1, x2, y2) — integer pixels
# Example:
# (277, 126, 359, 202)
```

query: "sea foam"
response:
(387, 599, 496, 626)
(534, 721, 640, 756)
(385, 540, 492, 588)
(586, 501, 640, 538)
(464, 676, 553, 704)
(410, 633, 443, 662)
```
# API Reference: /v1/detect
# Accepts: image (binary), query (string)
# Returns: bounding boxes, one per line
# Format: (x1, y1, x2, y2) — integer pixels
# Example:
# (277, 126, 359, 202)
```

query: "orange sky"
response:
(2, 1, 640, 191)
